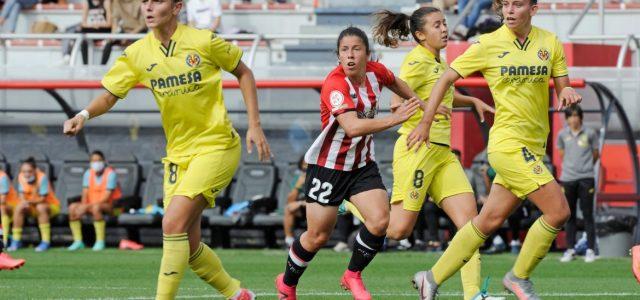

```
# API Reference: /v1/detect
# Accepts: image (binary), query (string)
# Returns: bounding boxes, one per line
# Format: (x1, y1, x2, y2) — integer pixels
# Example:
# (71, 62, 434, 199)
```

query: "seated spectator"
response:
(7, 157, 60, 252)
(283, 157, 307, 248)
(0, 168, 19, 247)
(451, 0, 493, 40)
(67, 151, 122, 251)
(101, 0, 146, 64)
(187, 0, 222, 32)
(62, 0, 112, 65)
(0, 0, 37, 33)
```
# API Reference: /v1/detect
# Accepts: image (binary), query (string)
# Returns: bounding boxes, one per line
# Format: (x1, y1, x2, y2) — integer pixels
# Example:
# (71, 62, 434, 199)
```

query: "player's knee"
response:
(476, 212, 505, 234)
(305, 230, 331, 250)
(36, 204, 48, 214)
(162, 213, 190, 234)
(386, 224, 411, 240)
(547, 205, 570, 227)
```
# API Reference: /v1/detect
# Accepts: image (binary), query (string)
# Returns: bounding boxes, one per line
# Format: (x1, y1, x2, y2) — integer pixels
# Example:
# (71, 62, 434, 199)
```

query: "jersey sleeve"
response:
(369, 61, 395, 86)
(450, 41, 487, 78)
(209, 33, 243, 72)
(551, 36, 568, 78)
(82, 170, 90, 188)
(106, 172, 118, 190)
(400, 60, 431, 92)
(101, 49, 140, 99)
(0, 175, 9, 195)
(39, 175, 49, 196)
(321, 77, 356, 117)
(589, 128, 599, 150)
(556, 131, 565, 150)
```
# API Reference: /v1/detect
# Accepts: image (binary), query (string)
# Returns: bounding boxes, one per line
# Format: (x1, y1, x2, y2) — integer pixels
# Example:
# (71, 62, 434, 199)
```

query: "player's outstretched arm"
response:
(63, 91, 118, 136)
(231, 61, 272, 162)
(336, 99, 420, 138)
(553, 76, 582, 111)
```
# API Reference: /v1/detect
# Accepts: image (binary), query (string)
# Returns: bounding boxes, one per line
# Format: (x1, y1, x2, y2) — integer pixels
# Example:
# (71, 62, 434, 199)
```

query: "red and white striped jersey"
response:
(304, 61, 395, 171)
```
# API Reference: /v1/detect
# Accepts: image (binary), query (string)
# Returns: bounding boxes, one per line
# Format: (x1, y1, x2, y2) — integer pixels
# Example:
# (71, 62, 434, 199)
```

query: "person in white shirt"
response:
(187, 0, 222, 32)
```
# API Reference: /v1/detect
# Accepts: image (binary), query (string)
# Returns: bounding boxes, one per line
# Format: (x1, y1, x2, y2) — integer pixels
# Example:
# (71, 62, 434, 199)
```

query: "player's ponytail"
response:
(373, 7, 441, 48)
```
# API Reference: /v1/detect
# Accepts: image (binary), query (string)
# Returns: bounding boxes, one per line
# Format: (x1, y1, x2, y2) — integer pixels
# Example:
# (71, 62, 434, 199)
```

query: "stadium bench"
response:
(53, 148, 89, 224)
(118, 162, 161, 227)
(0, 152, 10, 175)
(253, 163, 301, 228)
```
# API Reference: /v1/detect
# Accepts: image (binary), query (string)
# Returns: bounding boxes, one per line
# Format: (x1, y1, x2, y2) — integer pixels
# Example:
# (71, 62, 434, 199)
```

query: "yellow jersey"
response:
(102, 24, 242, 158)
(450, 25, 568, 155)
(398, 45, 454, 146)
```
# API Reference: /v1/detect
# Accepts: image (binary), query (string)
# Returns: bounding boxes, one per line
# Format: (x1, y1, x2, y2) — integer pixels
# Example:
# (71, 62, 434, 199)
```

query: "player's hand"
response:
(391, 97, 420, 124)
(435, 104, 451, 121)
(63, 115, 86, 136)
(557, 87, 582, 110)
(472, 98, 495, 123)
(406, 121, 430, 152)
(246, 126, 272, 162)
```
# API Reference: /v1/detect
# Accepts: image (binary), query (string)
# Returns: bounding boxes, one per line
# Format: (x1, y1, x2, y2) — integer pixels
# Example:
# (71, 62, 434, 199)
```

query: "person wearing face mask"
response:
(7, 157, 60, 252)
(67, 150, 122, 251)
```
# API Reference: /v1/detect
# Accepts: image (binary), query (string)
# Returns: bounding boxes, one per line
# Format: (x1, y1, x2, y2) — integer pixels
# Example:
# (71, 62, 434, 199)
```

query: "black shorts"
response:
(304, 162, 386, 206)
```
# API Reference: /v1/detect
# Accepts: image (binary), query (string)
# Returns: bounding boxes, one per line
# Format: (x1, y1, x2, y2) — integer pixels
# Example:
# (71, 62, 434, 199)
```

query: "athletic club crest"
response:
(533, 165, 543, 175)
(330, 90, 344, 108)
(186, 53, 201, 68)
(537, 48, 550, 61)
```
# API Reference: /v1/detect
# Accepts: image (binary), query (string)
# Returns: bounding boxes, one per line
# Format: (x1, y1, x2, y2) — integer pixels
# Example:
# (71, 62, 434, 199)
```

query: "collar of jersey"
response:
(416, 44, 441, 63)
(151, 23, 185, 57)
(499, 24, 538, 51)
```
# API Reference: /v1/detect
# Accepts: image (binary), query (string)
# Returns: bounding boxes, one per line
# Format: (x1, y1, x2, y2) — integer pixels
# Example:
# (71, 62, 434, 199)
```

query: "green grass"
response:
(0, 248, 636, 299)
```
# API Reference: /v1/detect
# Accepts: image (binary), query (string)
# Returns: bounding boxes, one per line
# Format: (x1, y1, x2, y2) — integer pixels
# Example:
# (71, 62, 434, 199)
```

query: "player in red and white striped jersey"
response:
(276, 26, 429, 300)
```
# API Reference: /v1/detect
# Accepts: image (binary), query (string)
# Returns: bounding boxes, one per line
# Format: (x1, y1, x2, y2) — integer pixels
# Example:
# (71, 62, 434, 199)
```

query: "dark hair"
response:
(372, 7, 441, 48)
(565, 104, 583, 120)
(336, 26, 370, 55)
(22, 157, 37, 169)
(91, 150, 105, 160)
(493, 0, 538, 20)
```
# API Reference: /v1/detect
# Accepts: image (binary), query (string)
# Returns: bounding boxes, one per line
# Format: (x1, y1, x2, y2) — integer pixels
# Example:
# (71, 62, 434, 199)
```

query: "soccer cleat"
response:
(559, 249, 575, 262)
(337, 200, 349, 216)
(502, 271, 540, 300)
(275, 273, 296, 300)
(119, 239, 144, 250)
(35, 241, 50, 252)
(229, 288, 256, 300)
(0, 252, 25, 271)
(67, 241, 85, 251)
(412, 270, 438, 300)
(632, 245, 640, 284)
(7, 240, 21, 252)
(340, 270, 371, 300)
(584, 249, 596, 263)
(471, 277, 506, 300)
(92, 240, 106, 251)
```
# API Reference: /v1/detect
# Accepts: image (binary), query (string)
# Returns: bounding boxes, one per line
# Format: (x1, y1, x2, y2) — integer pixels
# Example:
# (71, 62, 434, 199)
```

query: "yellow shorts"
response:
(163, 144, 241, 208)
(24, 203, 60, 218)
(390, 135, 473, 211)
(488, 147, 555, 199)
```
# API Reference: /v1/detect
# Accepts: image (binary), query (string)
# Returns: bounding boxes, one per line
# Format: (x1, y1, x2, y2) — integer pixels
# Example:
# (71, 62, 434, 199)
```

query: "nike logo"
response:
(163, 271, 178, 276)
(498, 51, 510, 58)
(408, 61, 420, 66)
(146, 63, 158, 72)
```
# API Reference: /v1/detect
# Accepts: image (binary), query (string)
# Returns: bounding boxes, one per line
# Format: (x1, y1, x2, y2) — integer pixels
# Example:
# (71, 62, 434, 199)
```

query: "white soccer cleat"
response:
(584, 249, 597, 263)
(559, 249, 575, 263)
(412, 270, 438, 300)
(503, 271, 540, 300)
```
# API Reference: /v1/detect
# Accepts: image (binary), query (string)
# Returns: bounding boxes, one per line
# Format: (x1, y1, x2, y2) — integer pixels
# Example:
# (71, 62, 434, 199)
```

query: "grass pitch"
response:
(0, 248, 636, 299)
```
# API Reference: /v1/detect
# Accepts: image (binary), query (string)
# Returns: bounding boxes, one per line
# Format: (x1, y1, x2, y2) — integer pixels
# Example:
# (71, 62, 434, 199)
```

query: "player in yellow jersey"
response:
(368, 7, 495, 300)
(63, 0, 270, 299)
(411, 1, 582, 299)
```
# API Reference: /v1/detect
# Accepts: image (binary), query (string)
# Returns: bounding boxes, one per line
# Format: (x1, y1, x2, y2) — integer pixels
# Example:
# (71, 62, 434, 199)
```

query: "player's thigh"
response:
(303, 202, 338, 248)
(489, 149, 554, 199)
(475, 183, 521, 234)
(527, 179, 569, 228)
(97, 202, 113, 214)
(163, 194, 209, 234)
(387, 203, 419, 238)
(440, 192, 477, 229)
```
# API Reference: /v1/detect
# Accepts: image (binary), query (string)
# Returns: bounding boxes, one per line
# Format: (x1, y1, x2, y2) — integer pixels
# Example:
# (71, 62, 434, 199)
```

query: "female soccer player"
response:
(63, 0, 270, 298)
(371, 7, 495, 300)
(9, 158, 60, 252)
(275, 26, 424, 300)
(413, 1, 582, 299)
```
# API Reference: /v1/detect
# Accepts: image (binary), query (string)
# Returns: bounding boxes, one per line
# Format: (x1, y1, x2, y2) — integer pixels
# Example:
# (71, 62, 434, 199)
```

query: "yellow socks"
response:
(431, 222, 487, 284)
(156, 233, 189, 300)
(344, 201, 365, 223)
(513, 217, 560, 279)
(460, 250, 481, 300)
(69, 220, 83, 242)
(189, 242, 241, 298)
(1, 214, 10, 245)
(94, 220, 106, 242)
(39, 223, 51, 243)
(12, 227, 22, 242)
